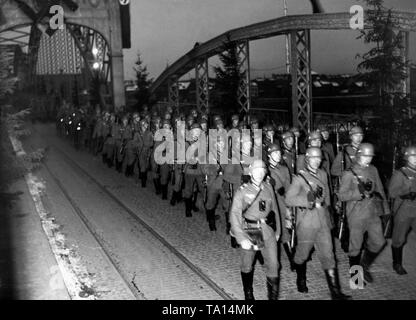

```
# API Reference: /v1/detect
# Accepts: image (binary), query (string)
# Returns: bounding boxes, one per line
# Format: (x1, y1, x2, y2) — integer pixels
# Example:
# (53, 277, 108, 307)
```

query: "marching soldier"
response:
(388, 146, 416, 275)
(267, 143, 294, 271)
(281, 131, 296, 176)
(285, 147, 350, 300)
(230, 114, 240, 130)
(158, 119, 174, 200)
(115, 115, 133, 173)
(230, 160, 281, 300)
(135, 119, 153, 188)
(319, 125, 335, 165)
(102, 113, 117, 168)
(170, 115, 186, 206)
(124, 113, 141, 177)
(331, 126, 364, 177)
(151, 116, 163, 195)
(262, 124, 276, 163)
(338, 143, 390, 284)
(183, 123, 205, 217)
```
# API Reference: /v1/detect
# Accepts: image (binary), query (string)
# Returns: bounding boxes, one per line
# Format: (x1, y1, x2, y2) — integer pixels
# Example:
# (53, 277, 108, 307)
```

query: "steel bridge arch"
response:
(150, 10, 416, 134)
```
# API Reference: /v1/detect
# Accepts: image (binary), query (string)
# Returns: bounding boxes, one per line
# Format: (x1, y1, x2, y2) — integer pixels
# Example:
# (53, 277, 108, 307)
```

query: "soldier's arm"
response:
(338, 171, 362, 202)
(322, 171, 331, 206)
(388, 170, 411, 198)
(331, 153, 342, 177)
(269, 187, 281, 239)
(285, 176, 309, 208)
(373, 167, 390, 215)
(230, 189, 249, 244)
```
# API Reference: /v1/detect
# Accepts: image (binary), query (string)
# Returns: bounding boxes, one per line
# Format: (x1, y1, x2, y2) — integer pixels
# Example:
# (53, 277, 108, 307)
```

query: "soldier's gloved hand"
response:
(307, 191, 315, 209)
(240, 239, 253, 250)
(358, 182, 366, 195)
(277, 187, 285, 196)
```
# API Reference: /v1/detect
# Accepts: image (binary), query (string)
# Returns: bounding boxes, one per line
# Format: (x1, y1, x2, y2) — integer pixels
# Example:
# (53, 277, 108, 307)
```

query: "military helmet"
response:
(200, 118, 208, 125)
(153, 116, 161, 122)
(132, 112, 140, 119)
(164, 112, 172, 120)
(404, 146, 416, 160)
(307, 130, 322, 142)
(201, 113, 209, 121)
(349, 126, 364, 136)
(152, 111, 158, 118)
(290, 126, 300, 134)
(250, 116, 259, 124)
(231, 114, 239, 122)
(282, 131, 294, 140)
(317, 125, 329, 133)
(186, 114, 195, 122)
(140, 119, 148, 126)
(357, 143, 375, 157)
(263, 124, 274, 132)
(249, 159, 267, 174)
(305, 147, 322, 158)
(267, 143, 281, 154)
(162, 119, 171, 127)
(190, 123, 201, 130)
(213, 115, 222, 122)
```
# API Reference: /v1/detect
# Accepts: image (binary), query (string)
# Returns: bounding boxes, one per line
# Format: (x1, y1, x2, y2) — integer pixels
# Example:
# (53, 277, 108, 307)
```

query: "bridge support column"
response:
(399, 31, 411, 118)
(236, 40, 251, 113)
(290, 29, 312, 135)
(195, 58, 209, 113)
(168, 77, 179, 111)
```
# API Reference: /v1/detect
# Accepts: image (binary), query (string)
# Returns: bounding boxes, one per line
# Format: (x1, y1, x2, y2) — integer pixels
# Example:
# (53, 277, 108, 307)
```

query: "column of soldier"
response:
(56, 104, 416, 301)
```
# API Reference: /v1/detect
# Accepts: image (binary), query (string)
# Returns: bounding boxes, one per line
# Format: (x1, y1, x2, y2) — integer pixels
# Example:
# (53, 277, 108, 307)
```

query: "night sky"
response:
(122, 0, 416, 81)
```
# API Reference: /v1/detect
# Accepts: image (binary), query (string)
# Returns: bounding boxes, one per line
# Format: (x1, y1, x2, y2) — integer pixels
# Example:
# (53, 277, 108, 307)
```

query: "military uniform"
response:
(135, 128, 154, 186)
(268, 162, 291, 244)
(388, 166, 416, 250)
(338, 162, 389, 258)
(230, 181, 281, 299)
(331, 144, 359, 177)
(285, 168, 334, 270)
(115, 124, 133, 172)
(282, 147, 296, 176)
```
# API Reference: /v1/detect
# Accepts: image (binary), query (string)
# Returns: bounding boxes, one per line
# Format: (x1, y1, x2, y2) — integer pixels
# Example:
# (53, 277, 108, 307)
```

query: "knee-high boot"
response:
(324, 269, 351, 300)
(241, 271, 255, 300)
(392, 246, 407, 275)
(294, 262, 308, 293)
(266, 277, 279, 300)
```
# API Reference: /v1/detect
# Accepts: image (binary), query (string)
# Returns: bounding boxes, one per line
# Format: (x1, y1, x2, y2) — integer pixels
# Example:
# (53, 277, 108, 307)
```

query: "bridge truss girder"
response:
(290, 29, 312, 135)
(168, 76, 179, 111)
(195, 58, 209, 112)
(236, 40, 251, 113)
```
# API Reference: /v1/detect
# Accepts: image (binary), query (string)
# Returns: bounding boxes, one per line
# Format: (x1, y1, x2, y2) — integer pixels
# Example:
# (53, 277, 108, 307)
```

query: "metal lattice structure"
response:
(236, 41, 251, 113)
(290, 29, 312, 135)
(195, 58, 209, 112)
(168, 77, 179, 110)
(66, 24, 111, 85)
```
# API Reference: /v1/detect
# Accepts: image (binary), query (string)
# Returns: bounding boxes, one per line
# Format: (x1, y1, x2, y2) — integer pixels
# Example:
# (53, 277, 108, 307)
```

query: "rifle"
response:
(290, 136, 299, 249)
(384, 146, 397, 238)
(338, 144, 346, 240)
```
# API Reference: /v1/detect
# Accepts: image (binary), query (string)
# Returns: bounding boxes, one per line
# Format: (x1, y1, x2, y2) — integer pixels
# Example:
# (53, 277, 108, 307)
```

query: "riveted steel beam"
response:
(195, 58, 209, 112)
(290, 29, 312, 135)
(168, 76, 179, 111)
(236, 40, 251, 113)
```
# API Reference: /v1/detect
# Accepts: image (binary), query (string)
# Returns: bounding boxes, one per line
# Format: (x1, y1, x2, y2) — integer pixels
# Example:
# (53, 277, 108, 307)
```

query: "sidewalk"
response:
(0, 123, 69, 300)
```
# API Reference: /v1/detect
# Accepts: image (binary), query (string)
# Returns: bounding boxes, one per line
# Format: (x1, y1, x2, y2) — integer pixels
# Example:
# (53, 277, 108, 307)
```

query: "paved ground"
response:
(10, 122, 416, 300)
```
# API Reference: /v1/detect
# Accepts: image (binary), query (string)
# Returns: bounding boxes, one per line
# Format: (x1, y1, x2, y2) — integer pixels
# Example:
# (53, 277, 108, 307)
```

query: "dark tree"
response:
(134, 52, 153, 111)
(357, 0, 414, 177)
(213, 38, 242, 114)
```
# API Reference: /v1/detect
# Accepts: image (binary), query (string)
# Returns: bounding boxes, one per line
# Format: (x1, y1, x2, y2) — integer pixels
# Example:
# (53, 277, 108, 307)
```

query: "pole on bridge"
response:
(399, 31, 411, 118)
(290, 29, 312, 135)
(195, 58, 210, 113)
(236, 40, 251, 114)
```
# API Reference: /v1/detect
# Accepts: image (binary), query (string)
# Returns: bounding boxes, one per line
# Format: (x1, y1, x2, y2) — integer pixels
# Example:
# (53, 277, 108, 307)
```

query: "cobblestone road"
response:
(27, 124, 416, 300)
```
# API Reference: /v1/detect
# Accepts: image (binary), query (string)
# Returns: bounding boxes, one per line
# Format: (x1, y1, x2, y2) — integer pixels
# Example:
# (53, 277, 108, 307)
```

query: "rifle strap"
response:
(298, 172, 316, 194)
(350, 169, 364, 185)
(399, 168, 411, 180)
(242, 184, 263, 215)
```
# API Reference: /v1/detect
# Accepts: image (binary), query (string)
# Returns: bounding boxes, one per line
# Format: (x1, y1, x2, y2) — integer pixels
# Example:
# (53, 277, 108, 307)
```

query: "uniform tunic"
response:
(338, 163, 389, 256)
(135, 129, 154, 173)
(388, 166, 416, 247)
(285, 168, 335, 270)
(230, 182, 281, 277)
(331, 144, 359, 177)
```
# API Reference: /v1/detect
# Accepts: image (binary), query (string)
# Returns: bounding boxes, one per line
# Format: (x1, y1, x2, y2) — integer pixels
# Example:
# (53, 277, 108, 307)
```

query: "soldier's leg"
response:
(160, 164, 170, 200)
(138, 154, 148, 187)
(170, 165, 182, 206)
(261, 231, 280, 300)
(360, 216, 386, 283)
(391, 214, 411, 275)
(193, 175, 205, 212)
(240, 249, 256, 300)
(223, 182, 238, 248)
(151, 156, 161, 195)
(205, 178, 221, 231)
(183, 174, 195, 217)
(293, 224, 316, 293)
